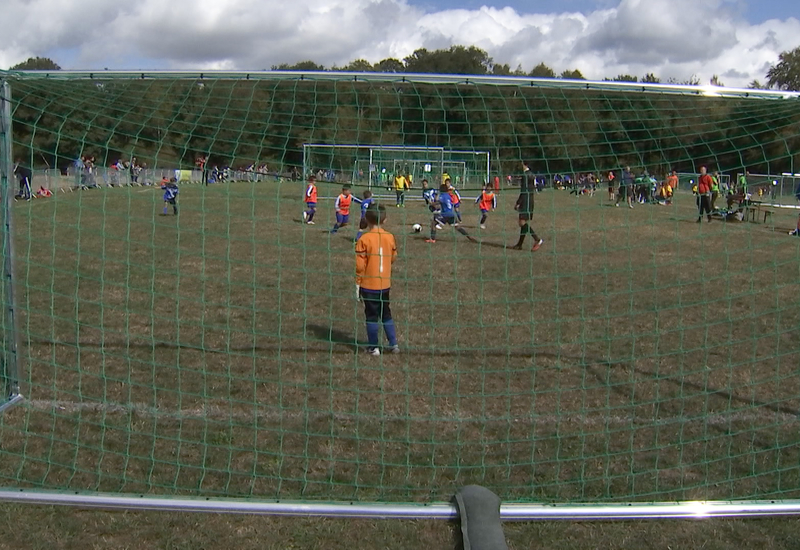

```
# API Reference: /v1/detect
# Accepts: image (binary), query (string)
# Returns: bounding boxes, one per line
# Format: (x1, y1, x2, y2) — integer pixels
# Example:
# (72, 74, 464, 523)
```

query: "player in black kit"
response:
(511, 161, 544, 252)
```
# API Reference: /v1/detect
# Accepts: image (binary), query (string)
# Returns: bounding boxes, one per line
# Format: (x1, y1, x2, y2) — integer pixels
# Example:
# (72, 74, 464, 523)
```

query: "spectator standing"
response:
(196, 155, 208, 185)
(737, 170, 749, 195)
(13, 158, 32, 200)
(607, 170, 616, 201)
(697, 166, 713, 223)
(616, 166, 634, 208)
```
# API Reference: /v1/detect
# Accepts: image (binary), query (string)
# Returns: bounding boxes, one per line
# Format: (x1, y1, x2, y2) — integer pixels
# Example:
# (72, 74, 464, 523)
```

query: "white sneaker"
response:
(628, 204, 633, 209)
(303, 211, 308, 222)
(435, 224, 443, 230)
(480, 224, 486, 230)
(367, 347, 380, 356)
(389, 345, 400, 354)
(307, 221, 315, 225)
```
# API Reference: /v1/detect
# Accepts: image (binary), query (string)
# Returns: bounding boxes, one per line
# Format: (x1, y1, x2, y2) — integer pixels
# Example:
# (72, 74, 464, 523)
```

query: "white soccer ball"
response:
(412, 223, 422, 233)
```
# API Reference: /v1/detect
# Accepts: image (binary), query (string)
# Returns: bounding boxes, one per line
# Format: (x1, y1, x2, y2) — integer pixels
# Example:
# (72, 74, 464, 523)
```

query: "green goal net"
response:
(1, 71, 800, 509)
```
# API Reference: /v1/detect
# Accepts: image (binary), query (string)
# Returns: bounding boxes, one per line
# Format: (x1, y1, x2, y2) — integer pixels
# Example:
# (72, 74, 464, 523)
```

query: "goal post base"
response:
(2, 489, 800, 520)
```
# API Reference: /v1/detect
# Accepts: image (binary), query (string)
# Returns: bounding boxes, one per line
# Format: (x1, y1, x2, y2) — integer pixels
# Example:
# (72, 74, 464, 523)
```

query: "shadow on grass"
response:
(30, 338, 586, 361)
(473, 241, 508, 250)
(305, 324, 361, 353)
(585, 363, 800, 452)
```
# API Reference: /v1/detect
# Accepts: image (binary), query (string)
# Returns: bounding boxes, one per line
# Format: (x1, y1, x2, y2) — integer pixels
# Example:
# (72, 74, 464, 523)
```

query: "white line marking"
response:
(18, 399, 799, 426)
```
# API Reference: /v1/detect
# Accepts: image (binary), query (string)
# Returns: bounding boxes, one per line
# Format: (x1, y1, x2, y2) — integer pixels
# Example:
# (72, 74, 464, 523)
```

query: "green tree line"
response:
(4, 73, 798, 181)
(269, 44, 800, 90)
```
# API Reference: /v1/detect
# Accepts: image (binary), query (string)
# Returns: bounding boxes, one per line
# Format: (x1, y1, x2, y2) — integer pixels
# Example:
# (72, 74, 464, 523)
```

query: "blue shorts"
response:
(306, 201, 316, 209)
(480, 208, 489, 214)
(440, 215, 457, 225)
(336, 213, 350, 224)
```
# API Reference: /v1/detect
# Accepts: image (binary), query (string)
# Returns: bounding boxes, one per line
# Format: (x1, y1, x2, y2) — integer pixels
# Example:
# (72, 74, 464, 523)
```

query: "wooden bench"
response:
(747, 205, 775, 223)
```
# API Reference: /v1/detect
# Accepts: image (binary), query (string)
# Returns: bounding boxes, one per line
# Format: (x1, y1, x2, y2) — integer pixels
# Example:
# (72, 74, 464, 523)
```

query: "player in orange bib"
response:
(355, 203, 399, 356)
(475, 183, 497, 229)
(329, 184, 353, 234)
(303, 176, 318, 224)
(446, 179, 462, 224)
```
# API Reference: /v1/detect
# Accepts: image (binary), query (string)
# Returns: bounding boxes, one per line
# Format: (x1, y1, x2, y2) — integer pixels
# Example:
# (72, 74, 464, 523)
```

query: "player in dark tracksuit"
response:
(511, 161, 544, 251)
(14, 160, 32, 200)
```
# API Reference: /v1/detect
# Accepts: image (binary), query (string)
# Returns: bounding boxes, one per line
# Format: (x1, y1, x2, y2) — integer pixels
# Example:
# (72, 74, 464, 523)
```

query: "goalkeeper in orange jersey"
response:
(355, 203, 399, 356)
(475, 183, 497, 229)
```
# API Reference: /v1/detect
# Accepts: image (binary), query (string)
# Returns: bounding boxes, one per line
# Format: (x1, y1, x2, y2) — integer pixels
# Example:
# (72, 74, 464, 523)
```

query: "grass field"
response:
(1, 180, 800, 546)
(1, 504, 800, 549)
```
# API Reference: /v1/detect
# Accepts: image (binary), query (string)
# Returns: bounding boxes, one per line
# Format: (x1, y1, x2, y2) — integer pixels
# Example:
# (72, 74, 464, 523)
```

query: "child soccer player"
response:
(446, 179, 462, 224)
(426, 184, 477, 244)
(422, 179, 436, 209)
(161, 177, 179, 215)
(354, 189, 375, 241)
(355, 203, 399, 356)
(394, 172, 408, 207)
(330, 184, 353, 234)
(303, 176, 318, 224)
(422, 179, 443, 229)
(475, 183, 496, 229)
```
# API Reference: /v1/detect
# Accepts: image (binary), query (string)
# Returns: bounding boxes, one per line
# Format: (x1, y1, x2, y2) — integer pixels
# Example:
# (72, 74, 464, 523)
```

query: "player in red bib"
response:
(475, 184, 497, 229)
(329, 184, 353, 234)
(447, 179, 462, 224)
(303, 176, 318, 224)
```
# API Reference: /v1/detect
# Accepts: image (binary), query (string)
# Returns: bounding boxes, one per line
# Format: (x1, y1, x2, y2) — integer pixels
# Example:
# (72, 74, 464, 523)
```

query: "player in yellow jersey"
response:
(441, 172, 450, 187)
(394, 172, 408, 207)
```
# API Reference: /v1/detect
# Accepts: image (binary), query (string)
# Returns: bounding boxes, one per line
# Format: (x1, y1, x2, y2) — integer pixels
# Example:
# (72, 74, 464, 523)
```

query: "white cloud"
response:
(1, 0, 799, 86)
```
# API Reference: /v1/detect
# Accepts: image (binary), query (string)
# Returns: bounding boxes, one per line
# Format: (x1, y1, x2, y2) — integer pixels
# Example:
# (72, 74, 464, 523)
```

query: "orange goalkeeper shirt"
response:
(355, 227, 397, 291)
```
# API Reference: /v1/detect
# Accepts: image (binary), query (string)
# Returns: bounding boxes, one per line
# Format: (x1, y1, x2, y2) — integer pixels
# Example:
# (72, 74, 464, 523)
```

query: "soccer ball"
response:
(412, 223, 422, 233)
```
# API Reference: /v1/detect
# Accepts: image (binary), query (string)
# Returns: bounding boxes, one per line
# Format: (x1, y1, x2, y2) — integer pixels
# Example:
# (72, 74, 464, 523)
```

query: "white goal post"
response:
(303, 144, 490, 189)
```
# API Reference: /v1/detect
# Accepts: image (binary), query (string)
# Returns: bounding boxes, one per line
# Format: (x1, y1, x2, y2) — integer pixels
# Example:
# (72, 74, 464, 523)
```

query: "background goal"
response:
(303, 144, 490, 190)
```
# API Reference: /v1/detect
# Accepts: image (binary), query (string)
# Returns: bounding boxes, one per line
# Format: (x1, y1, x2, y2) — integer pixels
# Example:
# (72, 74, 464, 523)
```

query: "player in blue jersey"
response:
(422, 179, 445, 229)
(425, 184, 477, 243)
(446, 180, 463, 224)
(161, 177, 179, 215)
(353, 189, 375, 241)
(422, 179, 437, 210)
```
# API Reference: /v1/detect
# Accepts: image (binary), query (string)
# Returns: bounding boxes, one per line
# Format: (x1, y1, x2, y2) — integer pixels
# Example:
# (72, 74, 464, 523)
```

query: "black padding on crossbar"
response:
(455, 485, 508, 550)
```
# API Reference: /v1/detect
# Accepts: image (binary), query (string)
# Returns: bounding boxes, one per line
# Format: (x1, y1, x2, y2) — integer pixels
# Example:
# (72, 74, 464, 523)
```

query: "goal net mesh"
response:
(0, 71, 799, 505)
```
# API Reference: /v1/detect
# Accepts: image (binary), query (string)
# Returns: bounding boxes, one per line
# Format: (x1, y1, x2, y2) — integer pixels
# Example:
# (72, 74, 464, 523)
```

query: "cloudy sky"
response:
(1, 0, 798, 87)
